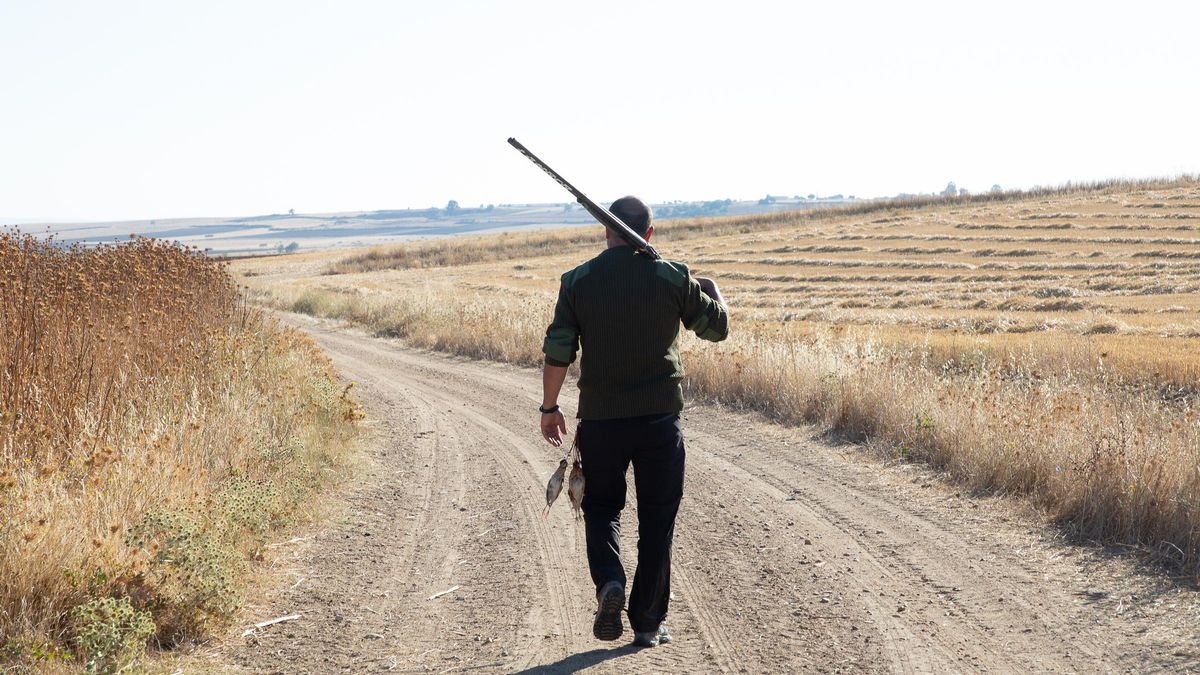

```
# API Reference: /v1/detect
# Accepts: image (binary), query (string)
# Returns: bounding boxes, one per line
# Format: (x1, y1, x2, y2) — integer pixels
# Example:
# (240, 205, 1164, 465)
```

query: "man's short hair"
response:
(609, 196, 653, 237)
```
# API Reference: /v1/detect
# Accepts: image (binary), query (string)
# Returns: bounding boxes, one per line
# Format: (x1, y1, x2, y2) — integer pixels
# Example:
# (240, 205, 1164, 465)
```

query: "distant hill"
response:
(15, 197, 859, 256)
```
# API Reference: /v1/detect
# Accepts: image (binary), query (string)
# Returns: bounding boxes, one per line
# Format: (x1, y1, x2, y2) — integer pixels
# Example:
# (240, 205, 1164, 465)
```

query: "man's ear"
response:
(644, 225, 654, 241)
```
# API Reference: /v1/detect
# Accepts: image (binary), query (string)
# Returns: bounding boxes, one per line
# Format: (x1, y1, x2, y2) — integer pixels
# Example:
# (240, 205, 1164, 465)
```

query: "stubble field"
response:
(235, 177, 1200, 574)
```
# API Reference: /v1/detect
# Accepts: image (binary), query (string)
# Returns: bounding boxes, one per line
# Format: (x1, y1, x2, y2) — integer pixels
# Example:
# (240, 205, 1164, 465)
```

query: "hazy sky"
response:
(2, 0, 1199, 222)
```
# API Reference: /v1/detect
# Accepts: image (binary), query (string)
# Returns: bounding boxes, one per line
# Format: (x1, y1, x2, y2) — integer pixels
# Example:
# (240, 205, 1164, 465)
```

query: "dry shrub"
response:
(0, 233, 358, 669)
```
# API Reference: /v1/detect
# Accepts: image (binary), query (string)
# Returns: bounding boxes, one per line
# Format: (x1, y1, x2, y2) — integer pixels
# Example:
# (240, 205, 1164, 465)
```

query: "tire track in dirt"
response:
(681, 417, 1194, 673)
(306, 318, 740, 673)
(226, 314, 1200, 673)
(682, 427, 979, 673)
(322, 346, 581, 670)
(380, 365, 585, 662)
(307, 333, 881, 672)
(227, 352, 476, 671)
(228, 338, 578, 671)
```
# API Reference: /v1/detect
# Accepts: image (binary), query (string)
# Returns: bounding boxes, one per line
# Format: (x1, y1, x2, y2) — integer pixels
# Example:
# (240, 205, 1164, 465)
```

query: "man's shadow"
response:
(512, 645, 641, 674)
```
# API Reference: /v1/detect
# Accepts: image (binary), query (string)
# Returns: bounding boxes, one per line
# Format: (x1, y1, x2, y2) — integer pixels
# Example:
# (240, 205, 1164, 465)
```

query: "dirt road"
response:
(225, 315, 1199, 674)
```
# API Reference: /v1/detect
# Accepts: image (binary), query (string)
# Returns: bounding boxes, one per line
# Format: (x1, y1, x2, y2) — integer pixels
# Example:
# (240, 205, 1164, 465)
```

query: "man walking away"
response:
(537, 196, 729, 648)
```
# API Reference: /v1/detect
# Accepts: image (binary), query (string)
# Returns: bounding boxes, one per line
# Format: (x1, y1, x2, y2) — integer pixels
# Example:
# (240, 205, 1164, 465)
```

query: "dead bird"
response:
(567, 459, 585, 521)
(543, 458, 569, 517)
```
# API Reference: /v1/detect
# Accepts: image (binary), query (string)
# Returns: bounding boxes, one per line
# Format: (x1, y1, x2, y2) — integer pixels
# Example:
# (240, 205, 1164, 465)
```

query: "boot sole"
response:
(593, 585, 625, 641)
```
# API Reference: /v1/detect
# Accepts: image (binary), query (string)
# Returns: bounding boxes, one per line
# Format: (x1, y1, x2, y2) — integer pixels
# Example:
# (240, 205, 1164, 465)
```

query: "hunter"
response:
(538, 196, 729, 648)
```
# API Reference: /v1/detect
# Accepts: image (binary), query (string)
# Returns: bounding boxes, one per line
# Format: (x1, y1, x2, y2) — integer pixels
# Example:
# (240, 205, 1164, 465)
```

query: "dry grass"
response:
(682, 326, 1200, 563)
(1, 233, 359, 671)
(236, 176, 1200, 575)
(264, 285, 549, 368)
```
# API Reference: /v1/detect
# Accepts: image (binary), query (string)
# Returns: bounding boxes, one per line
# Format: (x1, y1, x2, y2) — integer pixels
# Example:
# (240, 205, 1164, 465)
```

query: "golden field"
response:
(0, 234, 359, 672)
(235, 177, 1200, 574)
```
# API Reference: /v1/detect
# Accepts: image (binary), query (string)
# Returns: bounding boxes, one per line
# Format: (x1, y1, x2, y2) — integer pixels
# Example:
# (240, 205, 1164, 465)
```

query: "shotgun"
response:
(507, 137, 661, 260)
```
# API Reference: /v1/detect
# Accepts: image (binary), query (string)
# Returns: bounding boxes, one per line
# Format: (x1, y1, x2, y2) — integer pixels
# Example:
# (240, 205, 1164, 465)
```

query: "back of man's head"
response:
(609, 196, 653, 237)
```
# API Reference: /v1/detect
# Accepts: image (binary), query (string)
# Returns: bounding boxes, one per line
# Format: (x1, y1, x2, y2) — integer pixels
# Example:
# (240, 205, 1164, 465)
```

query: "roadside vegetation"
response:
(1, 233, 360, 672)
(238, 176, 1200, 576)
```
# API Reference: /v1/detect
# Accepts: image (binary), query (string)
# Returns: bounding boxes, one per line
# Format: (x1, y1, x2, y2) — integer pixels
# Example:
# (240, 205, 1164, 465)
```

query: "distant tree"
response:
(829, 194, 844, 199)
(445, 200, 460, 214)
(278, 241, 300, 254)
(485, 204, 495, 211)
(807, 193, 816, 200)
(288, 208, 295, 216)
(654, 198, 737, 219)
(959, 188, 970, 196)
(942, 182, 958, 197)
(991, 184, 1003, 193)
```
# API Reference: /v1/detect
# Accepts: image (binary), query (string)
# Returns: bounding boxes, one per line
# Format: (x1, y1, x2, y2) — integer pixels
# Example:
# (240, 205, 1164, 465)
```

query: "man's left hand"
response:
(540, 410, 568, 447)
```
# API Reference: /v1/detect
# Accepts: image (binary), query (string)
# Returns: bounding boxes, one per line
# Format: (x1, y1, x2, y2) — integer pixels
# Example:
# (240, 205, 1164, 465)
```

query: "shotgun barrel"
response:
(507, 137, 661, 260)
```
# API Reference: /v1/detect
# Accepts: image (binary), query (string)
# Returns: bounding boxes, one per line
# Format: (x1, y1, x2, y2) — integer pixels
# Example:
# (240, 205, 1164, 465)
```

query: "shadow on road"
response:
(512, 645, 642, 674)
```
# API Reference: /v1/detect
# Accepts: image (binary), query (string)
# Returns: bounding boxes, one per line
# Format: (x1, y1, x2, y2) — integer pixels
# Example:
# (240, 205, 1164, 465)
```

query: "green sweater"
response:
(543, 245, 729, 420)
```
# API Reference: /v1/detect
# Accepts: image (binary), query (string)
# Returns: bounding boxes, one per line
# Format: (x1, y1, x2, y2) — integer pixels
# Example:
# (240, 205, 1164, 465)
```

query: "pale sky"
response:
(2, 0, 1198, 223)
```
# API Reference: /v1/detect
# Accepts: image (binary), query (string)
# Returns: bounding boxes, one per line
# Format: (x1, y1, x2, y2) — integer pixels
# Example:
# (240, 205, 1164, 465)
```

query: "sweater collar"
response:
(599, 245, 637, 258)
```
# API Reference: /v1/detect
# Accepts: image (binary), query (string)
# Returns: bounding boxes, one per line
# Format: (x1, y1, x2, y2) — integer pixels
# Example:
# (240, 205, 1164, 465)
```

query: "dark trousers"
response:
(577, 412, 685, 633)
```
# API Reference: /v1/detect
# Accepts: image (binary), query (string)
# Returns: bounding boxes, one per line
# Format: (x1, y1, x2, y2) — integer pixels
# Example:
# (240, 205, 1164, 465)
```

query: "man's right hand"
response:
(696, 276, 725, 306)
(540, 410, 568, 447)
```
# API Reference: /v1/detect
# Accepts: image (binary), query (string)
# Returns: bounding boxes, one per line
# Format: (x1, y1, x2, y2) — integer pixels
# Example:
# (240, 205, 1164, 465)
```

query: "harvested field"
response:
(236, 178, 1200, 577)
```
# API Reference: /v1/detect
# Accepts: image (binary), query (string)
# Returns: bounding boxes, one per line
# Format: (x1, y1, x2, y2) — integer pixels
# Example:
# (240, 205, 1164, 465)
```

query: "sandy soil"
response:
(218, 315, 1200, 674)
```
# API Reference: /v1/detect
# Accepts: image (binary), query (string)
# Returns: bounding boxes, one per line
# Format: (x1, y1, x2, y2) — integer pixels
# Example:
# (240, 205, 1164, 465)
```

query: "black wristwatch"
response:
(539, 404, 560, 414)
